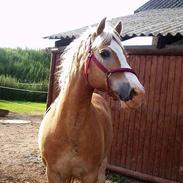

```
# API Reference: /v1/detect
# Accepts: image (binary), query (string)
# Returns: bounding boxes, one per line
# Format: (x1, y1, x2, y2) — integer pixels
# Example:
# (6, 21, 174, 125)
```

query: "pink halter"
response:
(84, 37, 137, 92)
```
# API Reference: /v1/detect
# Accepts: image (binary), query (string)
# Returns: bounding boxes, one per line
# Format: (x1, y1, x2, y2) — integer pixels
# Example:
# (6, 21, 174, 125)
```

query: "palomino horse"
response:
(38, 18, 145, 183)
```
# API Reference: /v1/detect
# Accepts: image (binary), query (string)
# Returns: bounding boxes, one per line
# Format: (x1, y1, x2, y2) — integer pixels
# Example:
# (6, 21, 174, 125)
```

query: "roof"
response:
(135, 0, 183, 13)
(44, 8, 183, 41)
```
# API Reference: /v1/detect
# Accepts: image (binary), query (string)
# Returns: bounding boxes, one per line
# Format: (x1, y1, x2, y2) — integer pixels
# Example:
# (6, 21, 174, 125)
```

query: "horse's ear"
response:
(96, 17, 106, 35)
(114, 21, 122, 35)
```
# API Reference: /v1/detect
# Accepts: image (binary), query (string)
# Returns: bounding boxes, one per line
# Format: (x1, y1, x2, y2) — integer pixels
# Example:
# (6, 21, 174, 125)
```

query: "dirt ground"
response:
(0, 112, 145, 183)
(0, 112, 46, 183)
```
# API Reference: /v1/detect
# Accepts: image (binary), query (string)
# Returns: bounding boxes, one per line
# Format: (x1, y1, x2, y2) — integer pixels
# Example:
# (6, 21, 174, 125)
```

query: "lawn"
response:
(0, 100, 46, 114)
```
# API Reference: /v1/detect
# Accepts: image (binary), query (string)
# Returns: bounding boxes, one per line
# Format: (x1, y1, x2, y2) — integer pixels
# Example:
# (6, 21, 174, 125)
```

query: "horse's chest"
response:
(55, 152, 98, 179)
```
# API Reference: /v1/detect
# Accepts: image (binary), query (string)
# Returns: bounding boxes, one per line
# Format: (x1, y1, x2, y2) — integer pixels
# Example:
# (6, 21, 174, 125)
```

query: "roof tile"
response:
(44, 8, 183, 41)
(135, 0, 183, 13)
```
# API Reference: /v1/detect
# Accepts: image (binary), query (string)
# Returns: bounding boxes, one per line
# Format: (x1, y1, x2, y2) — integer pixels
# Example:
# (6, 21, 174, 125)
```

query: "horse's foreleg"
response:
(97, 157, 107, 183)
(47, 168, 64, 183)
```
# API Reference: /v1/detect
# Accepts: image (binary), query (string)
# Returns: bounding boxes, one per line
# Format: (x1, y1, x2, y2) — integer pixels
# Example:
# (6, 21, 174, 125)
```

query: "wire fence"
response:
(0, 85, 47, 112)
(0, 85, 48, 94)
(0, 85, 47, 102)
(18, 82, 48, 86)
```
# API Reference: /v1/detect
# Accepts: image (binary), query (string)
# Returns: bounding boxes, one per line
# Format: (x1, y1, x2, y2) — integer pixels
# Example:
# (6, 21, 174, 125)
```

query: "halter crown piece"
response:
(84, 36, 137, 92)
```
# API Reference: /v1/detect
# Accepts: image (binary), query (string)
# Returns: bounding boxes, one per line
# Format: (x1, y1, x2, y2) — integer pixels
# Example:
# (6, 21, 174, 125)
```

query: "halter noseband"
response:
(84, 37, 137, 92)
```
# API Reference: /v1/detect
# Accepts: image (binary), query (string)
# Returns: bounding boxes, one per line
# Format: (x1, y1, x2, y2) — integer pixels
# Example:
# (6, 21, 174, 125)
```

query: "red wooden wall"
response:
(47, 47, 183, 183)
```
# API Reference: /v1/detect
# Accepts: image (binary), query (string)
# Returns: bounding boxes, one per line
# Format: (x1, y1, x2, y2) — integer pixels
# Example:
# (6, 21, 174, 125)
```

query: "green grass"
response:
(106, 172, 131, 183)
(0, 100, 46, 114)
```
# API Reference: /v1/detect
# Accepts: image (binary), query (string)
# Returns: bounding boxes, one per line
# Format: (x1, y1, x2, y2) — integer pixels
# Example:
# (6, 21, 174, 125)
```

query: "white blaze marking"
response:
(109, 39, 144, 89)
(109, 40, 130, 68)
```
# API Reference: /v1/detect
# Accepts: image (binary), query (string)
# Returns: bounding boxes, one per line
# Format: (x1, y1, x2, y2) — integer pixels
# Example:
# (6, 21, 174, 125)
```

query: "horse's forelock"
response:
(92, 30, 114, 49)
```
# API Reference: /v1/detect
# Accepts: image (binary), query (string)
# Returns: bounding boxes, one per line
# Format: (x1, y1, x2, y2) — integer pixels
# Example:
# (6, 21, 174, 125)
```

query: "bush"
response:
(0, 75, 48, 91)
(0, 75, 48, 102)
(0, 48, 50, 102)
(0, 87, 47, 102)
(0, 48, 50, 83)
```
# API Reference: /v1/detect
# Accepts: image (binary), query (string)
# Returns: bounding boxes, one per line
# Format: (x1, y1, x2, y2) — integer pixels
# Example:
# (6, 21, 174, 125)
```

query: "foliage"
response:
(0, 48, 50, 83)
(0, 48, 51, 102)
(0, 75, 48, 91)
(0, 86, 47, 102)
(106, 172, 129, 183)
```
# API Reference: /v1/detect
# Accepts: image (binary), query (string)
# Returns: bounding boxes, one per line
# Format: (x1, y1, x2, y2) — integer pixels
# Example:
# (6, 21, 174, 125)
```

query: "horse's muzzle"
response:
(118, 82, 137, 102)
(120, 86, 145, 109)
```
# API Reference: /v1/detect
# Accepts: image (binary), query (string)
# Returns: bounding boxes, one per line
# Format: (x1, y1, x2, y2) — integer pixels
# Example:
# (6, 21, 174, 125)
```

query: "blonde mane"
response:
(58, 24, 122, 93)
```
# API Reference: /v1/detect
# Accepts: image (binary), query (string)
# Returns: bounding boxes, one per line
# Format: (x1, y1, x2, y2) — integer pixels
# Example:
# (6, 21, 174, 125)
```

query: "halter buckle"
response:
(88, 51, 92, 58)
(106, 72, 112, 79)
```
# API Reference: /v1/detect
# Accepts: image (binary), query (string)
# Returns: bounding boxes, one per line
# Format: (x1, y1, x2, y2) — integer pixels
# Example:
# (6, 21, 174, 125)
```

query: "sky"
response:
(0, 0, 149, 49)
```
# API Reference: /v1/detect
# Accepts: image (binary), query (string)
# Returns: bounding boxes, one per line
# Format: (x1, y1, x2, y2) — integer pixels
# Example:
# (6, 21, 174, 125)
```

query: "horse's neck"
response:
(56, 64, 93, 128)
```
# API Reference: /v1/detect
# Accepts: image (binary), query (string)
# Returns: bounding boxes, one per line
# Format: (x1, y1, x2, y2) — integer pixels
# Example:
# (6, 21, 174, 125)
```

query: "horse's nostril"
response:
(118, 83, 138, 101)
(129, 89, 137, 100)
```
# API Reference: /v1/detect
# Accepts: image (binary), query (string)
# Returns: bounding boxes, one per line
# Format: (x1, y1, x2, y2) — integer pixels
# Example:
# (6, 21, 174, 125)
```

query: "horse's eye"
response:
(100, 50, 110, 58)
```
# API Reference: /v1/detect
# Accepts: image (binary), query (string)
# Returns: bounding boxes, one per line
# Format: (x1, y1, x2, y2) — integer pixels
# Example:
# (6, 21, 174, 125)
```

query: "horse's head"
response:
(84, 18, 145, 109)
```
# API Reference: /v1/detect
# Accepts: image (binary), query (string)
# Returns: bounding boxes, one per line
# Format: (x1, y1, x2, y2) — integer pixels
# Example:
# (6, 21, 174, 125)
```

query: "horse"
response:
(38, 18, 145, 183)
